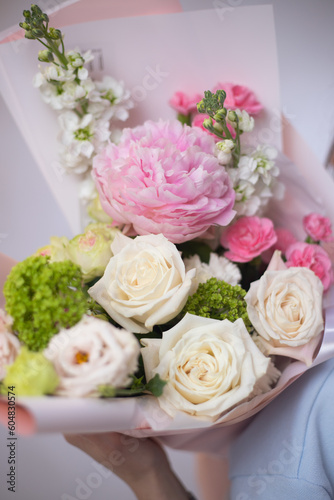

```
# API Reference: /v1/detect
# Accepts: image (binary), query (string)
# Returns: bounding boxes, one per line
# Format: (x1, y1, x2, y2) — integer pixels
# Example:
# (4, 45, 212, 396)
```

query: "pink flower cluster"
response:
(285, 242, 333, 291)
(259, 213, 333, 291)
(93, 120, 236, 244)
(220, 212, 334, 291)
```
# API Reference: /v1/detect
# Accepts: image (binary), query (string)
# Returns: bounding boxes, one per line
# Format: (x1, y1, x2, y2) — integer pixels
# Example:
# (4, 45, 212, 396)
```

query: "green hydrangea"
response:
(4, 256, 88, 351)
(183, 277, 252, 331)
(2, 347, 59, 396)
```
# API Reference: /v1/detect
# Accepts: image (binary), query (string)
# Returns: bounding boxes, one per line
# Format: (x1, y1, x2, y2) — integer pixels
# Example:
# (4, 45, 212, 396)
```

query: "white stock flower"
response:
(88, 233, 196, 334)
(227, 109, 254, 133)
(245, 267, 324, 347)
(58, 111, 110, 173)
(238, 145, 278, 185)
(214, 139, 235, 166)
(226, 144, 283, 217)
(184, 253, 241, 290)
(88, 76, 133, 121)
(141, 314, 279, 420)
(44, 316, 140, 397)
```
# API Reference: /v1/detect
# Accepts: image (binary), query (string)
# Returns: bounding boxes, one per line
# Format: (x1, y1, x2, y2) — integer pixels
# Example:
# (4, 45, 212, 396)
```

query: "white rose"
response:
(245, 267, 324, 347)
(184, 253, 241, 290)
(141, 314, 279, 420)
(89, 233, 196, 333)
(44, 316, 140, 397)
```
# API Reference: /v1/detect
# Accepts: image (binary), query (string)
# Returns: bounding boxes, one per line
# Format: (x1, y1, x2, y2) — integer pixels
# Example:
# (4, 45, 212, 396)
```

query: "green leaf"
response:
(146, 374, 167, 397)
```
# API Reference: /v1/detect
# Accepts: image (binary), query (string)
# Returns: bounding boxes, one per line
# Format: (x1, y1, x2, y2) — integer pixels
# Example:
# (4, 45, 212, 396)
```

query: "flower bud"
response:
(24, 30, 36, 39)
(213, 122, 224, 134)
(213, 108, 227, 121)
(31, 18, 42, 28)
(203, 117, 213, 129)
(31, 4, 43, 15)
(196, 100, 205, 113)
(19, 22, 30, 30)
(41, 13, 49, 23)
(23, 10, 31, 18)
(38, 50, 54, 63)
(49, 27, 62, 39)
(32, 28, 44, 38)
(227, 110, 237, 123)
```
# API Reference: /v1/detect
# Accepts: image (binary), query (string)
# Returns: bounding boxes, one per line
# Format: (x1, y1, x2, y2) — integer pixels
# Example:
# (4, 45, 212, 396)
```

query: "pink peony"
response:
(93, 120, 236, 244)
(303, 213, 333, 242)
(212, 82, 263, 115)
(169, 91, 202, 115)
(285, 242, 334, 291)
(221, 216, 277, 263)
(262, 228, 298, 264)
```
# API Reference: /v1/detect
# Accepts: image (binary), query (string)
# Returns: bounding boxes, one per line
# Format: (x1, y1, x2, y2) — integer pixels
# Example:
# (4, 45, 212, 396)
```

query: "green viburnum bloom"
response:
(2, 347, 59, 396)
(183, 277, 252, 332)
(4, 256, 87, 351)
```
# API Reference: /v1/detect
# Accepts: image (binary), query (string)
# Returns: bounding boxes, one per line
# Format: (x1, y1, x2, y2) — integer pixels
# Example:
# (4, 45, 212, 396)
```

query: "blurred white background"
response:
(0, 0, 334, 499)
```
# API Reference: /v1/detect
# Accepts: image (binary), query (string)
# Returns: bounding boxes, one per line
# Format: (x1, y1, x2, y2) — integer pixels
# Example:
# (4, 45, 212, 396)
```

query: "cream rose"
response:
(88, 233, 196, 333)
(141, 314, 278, 420)
(44, 315, 140, 397)
(245, 266, 324, 348)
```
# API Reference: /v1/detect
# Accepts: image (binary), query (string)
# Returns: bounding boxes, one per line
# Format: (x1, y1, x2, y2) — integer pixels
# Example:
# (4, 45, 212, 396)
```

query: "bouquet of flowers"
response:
(1, 5, 334, 440)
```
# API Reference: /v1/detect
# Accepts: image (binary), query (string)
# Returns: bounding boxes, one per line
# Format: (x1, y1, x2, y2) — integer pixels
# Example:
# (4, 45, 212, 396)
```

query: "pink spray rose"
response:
(285, 242, 334, 291)
(93, 120, 236, 244)
(303, 213, 333, 242)
(212, 82, 263, 115)
(169, 91, 202, 115)
(221, 216, 277, 263)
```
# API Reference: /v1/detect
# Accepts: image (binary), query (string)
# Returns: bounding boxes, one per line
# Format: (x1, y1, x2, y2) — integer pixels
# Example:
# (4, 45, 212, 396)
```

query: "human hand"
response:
(64, 432, 190, 500)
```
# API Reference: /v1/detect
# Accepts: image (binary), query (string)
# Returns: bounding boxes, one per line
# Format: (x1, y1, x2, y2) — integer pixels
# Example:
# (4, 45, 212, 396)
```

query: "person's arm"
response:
(64, 432, 192, 500)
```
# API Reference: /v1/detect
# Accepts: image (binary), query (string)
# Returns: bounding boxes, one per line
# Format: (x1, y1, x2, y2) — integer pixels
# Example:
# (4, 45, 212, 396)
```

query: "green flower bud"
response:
(213, 122, 224, 134)
(41, 13, 49, 22)
(227, 110, 237, 123)
(213, 108, 227, 121)
(23, 10, 31, 18)
(24, 30, 36, 39)
(32, 28, 44, 38)
(49, 27, 62, 39)
(3, 347, 59, 397)
(31, 4, 43, 15)
(196, 100, 205, 113)
(203, 117, 213, 129)
(31, 18, 42, 28)
(19, 22, 30, 30)
(38, 49, 54, 63)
